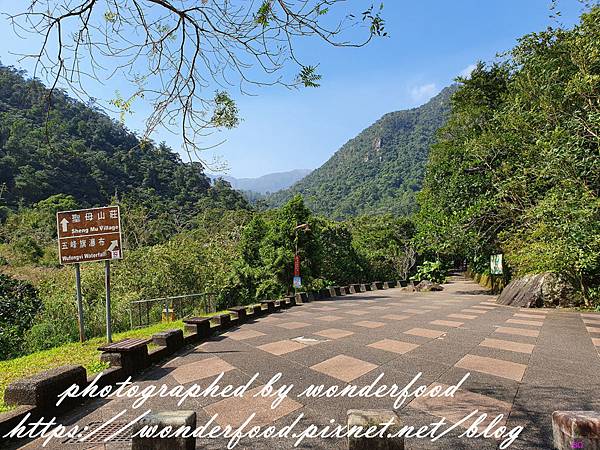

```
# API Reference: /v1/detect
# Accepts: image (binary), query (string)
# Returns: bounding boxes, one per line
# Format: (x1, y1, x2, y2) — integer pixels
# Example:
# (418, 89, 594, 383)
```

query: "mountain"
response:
(267, 86, 455, 219)
(0, 65, 248, 213)
(209, 169, 312, 194)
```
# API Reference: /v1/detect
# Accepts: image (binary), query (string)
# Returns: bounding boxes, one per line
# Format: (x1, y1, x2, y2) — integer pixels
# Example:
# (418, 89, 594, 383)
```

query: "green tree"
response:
(417, 6, 600, 304)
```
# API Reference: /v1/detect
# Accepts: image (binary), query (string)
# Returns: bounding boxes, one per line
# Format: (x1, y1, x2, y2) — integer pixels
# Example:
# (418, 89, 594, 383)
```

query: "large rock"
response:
(497, 272, 581, 308)
(347, 409, 404, 450)
(414, 280, 443, 292)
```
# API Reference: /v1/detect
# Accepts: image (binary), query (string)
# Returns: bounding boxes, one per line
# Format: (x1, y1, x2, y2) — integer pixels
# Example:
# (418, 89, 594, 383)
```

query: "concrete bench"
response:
(553, 411, 600, 450)
(295, 292, 308, 304)
(384, 280, 397, 289)
(99, 338, 151, 375)
(319, 288, 331, 299)
(372, 281, 384, 290)
(328, 286, 343, 297)
(361, 283, 372, 292)
(182, 317, 211, 338)
(4, 365, 87, 411)
(0, 405, 37, 438)
(350, 284, 362, 294)
(261, 299, 279, 313)
(152, 329, 184, 353)
(211, 313, 234, 329)
(228, 306, 248, 323)
(251, 304, 265, 317)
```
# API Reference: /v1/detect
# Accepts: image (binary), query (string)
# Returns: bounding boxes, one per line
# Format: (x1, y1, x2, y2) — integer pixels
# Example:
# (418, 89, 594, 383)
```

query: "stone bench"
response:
(183, 317, 212, 338)
(553, 411, 600, 450)
(340, 286, 351, 295)
(350, 284, 362, 294)
(152, 329, 184, 354)
(348, 409, 404, 449)
(295, 292, 308, 304)
(319, 288, 331, 299)
(228, 306, 248, 323)
(0, 405, 37, 438)
(132, 410, 196, 450)
(211, 313, 234, 329)
(261, 299, 279, 313)
(384, 280, 397, 289)
(361, 283, 372, 292)
(99, 338, 151, 375)
(372, 281, 384, 290)
(4, 365, 87, 412)
(328, 286, 343, 297)
(251, 304, 265, 317)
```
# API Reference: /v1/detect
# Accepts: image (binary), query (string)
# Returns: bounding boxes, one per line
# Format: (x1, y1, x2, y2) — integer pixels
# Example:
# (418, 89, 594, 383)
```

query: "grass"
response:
(0, 309, 233, 413)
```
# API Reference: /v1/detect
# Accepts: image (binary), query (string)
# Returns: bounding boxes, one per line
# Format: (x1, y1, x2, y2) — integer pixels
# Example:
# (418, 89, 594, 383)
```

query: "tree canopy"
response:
(8, 1, 385, 158)
(416, 6, 600, 303)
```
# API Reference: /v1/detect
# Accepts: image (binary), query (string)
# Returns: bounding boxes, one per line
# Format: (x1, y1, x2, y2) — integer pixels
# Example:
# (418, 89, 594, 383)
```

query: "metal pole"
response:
(75, 263, 86, 342)
(105, 260, 112, 343)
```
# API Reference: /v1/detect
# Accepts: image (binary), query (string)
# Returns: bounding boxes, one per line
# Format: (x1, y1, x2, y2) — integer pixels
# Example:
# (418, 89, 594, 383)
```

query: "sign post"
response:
(293, 254, 302, 288)
(74, 263, 85, 342)
(490, 254, 503, 294)
(105, 260, 112, 343)
(57, 206, 123, 344)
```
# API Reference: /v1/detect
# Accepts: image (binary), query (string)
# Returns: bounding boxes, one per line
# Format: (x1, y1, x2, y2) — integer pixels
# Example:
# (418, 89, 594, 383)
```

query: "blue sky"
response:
(0, 1, 587, 178)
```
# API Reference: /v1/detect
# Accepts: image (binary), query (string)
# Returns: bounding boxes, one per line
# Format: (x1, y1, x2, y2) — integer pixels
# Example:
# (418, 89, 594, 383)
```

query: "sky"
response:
(0, 1, 588, 178)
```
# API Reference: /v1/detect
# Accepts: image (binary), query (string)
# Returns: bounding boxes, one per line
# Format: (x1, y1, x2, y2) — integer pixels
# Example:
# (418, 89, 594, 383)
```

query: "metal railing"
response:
(129, 292, 217, 329)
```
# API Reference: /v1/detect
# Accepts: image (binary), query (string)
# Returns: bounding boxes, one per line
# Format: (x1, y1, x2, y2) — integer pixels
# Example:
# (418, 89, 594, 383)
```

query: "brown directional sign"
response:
(57, 206, 123, 265)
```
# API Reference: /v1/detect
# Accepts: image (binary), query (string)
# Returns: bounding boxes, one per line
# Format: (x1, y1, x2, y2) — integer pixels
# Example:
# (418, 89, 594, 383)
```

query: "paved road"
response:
(12, 277, 600, 449)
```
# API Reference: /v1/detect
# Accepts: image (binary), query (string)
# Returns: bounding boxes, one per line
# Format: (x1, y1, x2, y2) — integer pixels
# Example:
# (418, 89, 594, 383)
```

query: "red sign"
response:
(57, 206, 123, 265)
(294, 255, 301, 277)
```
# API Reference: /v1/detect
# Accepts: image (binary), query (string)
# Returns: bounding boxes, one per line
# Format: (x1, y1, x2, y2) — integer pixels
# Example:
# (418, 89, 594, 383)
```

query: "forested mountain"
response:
(209, 169, 312, 194)
(0, 65, 248, 213)
(268, 87, 454, 218)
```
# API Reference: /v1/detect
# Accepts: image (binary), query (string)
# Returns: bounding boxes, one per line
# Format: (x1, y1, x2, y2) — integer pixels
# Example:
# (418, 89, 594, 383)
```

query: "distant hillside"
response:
(268, 87, 455, 218)
(0, 65, 248, 213)
(209, 169, 312, 194)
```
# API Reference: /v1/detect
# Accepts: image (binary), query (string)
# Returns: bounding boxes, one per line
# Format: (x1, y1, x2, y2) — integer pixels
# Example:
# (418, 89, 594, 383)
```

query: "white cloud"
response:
(409, 83, 437, 102)
(459, 63, 477, 79)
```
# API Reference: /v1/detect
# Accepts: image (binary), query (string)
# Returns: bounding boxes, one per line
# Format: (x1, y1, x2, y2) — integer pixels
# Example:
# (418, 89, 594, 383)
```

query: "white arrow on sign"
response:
(108, 240, 119, 252)
(60, 218, 69, 232)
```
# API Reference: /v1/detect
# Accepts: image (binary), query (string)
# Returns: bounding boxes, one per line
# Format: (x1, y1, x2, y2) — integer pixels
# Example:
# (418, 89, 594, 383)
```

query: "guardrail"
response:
(129, 292, 217, 329)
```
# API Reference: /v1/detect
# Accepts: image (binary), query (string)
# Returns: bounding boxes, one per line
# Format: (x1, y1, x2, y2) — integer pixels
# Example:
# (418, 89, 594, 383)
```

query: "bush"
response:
(0, 274, 41, 360)
(411, 260, 447, 284)
(11, 236, 44, 264)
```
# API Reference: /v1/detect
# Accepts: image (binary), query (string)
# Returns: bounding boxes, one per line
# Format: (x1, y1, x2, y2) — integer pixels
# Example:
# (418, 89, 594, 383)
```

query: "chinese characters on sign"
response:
(293, 255, 302, 287)
(57, 206, 123, 265)
(294, 255, 301, 277)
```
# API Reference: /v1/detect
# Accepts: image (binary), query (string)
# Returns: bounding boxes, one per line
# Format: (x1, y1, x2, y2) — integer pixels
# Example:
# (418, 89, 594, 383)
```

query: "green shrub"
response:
(0, 274, 41, 360)
(11, 236, 44, 264)
(411, 260, 447, 284)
